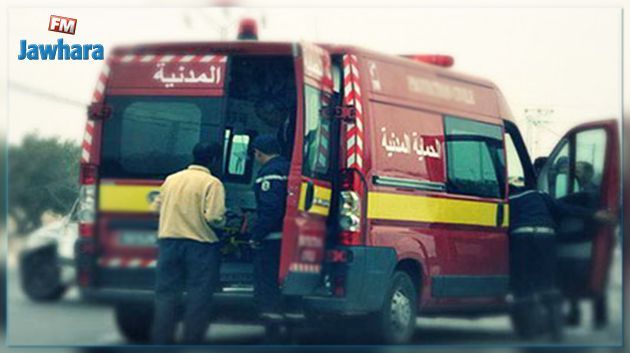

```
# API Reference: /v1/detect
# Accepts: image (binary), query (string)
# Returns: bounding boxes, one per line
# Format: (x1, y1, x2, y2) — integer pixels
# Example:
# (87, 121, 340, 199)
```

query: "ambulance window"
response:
(227, 133, 250, 176)
(538, 140, 569, 199)
(118, 102, 202, 175)
(505, 133, 525, 188)
(444, 116, 505, 199)
(574, 129, 606, 196)
(332, 64, 342, 93)
(303, 85, 331, 178)
(101, 96, 222, 179)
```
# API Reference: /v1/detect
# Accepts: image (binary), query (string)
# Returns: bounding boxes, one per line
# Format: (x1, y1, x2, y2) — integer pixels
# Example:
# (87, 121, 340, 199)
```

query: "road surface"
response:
(6, 247, 622, 346)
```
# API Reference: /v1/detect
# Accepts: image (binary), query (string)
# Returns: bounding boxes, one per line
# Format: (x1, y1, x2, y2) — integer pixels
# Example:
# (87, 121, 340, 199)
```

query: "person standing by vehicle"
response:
(566, 160, 610, 329)
(150, 142, 226, 344)
(508, 186, 615, 340)
(249, 135, 290, 320)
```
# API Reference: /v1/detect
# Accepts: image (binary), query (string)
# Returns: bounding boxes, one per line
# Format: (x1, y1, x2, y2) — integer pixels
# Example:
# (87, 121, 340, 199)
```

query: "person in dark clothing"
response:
(566, 161, 609, 329)
(249, 135, 290, 319)
(508, 187, 614, 339)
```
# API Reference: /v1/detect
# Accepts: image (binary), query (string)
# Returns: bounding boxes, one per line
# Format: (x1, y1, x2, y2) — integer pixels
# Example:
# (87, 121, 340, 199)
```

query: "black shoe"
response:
(593, 296, 608, 330)
(565, 304, 581, 327)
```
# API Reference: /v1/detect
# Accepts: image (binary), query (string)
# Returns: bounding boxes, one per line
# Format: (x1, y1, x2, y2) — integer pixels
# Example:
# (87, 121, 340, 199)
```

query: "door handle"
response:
(304, 180, 315, 211)
(496, 202, 505, 227)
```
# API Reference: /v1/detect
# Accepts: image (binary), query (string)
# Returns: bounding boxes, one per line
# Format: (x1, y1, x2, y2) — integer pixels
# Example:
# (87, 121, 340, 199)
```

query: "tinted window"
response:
(303, 85, 332, 177)
(227, 133, 250, 176)
(101, 96, 222, 179)
(505, 133, 525, 188)
(574, 129, 606, 196)
(444, 116, 504, 198)
(538, 139, 569, 199)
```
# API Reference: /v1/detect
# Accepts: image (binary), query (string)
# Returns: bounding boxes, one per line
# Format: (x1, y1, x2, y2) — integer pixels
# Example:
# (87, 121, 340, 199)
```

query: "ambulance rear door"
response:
(280, 43, 336, 295)
(536, 119, 620, 297)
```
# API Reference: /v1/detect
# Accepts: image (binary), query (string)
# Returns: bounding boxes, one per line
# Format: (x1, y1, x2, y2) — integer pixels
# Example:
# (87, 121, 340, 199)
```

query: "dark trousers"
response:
(253, 239, 282, 313)
(151, 238, 220, 345)
(510, 232, 557, 296)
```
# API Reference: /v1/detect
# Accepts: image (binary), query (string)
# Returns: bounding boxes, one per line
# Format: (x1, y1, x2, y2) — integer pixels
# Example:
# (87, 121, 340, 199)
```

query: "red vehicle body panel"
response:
(78, 40, 617, 317)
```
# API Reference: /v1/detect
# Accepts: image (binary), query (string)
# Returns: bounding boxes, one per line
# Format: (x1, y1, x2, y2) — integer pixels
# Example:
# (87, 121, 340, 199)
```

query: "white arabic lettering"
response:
(380, 127, 441, 161)
(152, 63, 222, 88)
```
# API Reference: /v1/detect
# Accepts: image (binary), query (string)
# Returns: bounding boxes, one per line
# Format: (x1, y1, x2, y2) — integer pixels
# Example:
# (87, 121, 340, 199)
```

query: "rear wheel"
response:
(19, 248, 67, 302)
(368, 271, 417, 344)
(114, 302, 153, 343)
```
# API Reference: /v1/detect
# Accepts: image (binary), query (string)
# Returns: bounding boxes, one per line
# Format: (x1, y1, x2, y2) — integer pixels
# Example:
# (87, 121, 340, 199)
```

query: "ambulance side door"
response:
(537, 120, 619, 297)
(280, 43, 336, 295)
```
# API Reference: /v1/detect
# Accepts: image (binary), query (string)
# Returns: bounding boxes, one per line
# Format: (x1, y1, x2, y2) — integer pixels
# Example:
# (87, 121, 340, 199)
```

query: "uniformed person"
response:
(566, 160, 609, 329)
(249, 135, 290, 319)
(508, 186, 615, 340)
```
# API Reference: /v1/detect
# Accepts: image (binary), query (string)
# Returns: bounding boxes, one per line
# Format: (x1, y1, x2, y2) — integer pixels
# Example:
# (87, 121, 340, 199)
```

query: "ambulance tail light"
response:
(80, 163, 98, 185)
(338, 170, 363, 246)
(404, 54, 454, 68)
(77, 185, 96, 237)
(78, 164, 98, 237)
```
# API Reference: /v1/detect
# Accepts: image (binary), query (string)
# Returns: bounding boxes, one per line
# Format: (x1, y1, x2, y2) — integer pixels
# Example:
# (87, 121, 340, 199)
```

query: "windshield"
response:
(100, 95, 223, 179)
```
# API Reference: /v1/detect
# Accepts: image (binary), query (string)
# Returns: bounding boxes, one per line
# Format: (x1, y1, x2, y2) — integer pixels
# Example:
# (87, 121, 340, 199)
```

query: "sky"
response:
(6, 5, 622, 157)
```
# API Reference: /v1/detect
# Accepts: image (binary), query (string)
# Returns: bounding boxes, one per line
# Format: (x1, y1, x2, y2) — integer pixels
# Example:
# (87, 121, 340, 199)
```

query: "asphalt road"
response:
(6, 246, 622, 346)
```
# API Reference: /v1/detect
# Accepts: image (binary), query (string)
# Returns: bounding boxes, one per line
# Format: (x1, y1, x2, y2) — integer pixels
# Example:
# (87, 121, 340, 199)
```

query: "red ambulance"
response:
(76, 28, 620, 343)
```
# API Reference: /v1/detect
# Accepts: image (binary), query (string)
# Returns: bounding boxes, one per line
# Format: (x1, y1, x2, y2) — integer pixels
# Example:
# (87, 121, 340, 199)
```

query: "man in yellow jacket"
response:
(150, 142, 226, 345)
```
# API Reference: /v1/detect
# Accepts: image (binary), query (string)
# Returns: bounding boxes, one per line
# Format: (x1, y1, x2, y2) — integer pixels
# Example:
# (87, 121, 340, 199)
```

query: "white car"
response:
(19, 201, 78, 301)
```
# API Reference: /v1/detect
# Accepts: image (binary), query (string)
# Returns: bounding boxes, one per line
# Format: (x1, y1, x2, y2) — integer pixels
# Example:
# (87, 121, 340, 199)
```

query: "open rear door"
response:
(280, 43, 335, 295)
(537, 119, 619, 297)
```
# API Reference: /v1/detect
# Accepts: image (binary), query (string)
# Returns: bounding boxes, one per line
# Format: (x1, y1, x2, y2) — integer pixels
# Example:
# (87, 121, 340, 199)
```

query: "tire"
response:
(114, 302, 154, 343)
(368, 271, 418, 344)
(19, 248, 67, 302)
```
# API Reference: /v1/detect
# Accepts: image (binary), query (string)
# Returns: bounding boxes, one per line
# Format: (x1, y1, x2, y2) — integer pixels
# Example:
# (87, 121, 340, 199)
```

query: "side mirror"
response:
(533, 156, 548, 176)
(88, 102, 112, 120)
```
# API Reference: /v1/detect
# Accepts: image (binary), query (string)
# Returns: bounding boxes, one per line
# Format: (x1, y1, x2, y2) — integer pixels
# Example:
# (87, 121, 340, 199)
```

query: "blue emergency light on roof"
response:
(237, 18, 258, 40)
(404, 54, 454, 68)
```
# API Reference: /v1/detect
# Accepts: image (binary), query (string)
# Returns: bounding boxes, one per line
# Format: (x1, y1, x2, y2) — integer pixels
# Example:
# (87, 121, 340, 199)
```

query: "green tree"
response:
(9, 133, 80, 235)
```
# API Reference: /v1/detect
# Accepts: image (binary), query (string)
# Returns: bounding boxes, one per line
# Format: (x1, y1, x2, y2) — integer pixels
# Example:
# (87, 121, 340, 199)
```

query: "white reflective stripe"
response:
(509, 189, 540, 200)
(255, 175, 288, 184)
(121, 54, 135, 62)
(558, 242, 592, 258)
(127, 258, 141, 268)
(344, 82, 354, 94)
(95, 80, 105, 93)
(265, 232, 282, 240)
(160, 55, 175, 62)
(179, 55, 195, 62)
(355, 100, 363, 115)
(140, 55, 155, 62)
(356, 154, 364, 167)
(200, 55, 214, 62)
(83, 132, 93, 144)
(511, 226, 555, 235)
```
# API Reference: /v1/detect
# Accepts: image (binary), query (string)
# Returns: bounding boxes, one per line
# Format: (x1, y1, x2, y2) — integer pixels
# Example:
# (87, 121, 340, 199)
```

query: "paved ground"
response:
(6, 246, 622, 346)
